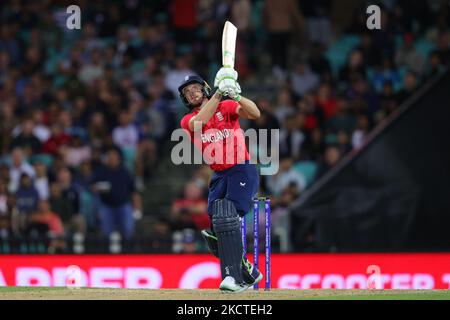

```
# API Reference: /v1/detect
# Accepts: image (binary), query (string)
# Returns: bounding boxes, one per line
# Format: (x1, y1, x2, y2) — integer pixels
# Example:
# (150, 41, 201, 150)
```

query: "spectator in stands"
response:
(297, 92, 325, 132)
(56, 167, 84, 234)
(78, 48, 105, 85)
(55, 88, 72, 111)
(60, 134, 91, 169)
(336, 129, 352, 155)
(395, 33, 424, 75)
(316, 144, 342, 179)
(72, 97, 91, 129)
(73, 160, 91, 190)
(138, 28, 164, 60)
(112, 109, 139, 173)
(28, 199, 65, 253)
(10, 118, 42, 156)
(0, 165, 10, 187)
(0, 101, 17, 155)
(180, 228, 198, 254)
(30, 109, 51, 143)
(248, 98, 280, 132)
(0, 180, 16, 240)
(351, 114, 370, 149)
(302, 127, 326, 162)
(339, 49, 367, 85)
(266, 156, 307, 196)
(15, 173, 39, 216)
(308, 42, 332, 81)
(73, 160, 97, 232)
(371, 56, 401, 93)
(91, 148, 139, 241)
(59, 110, 86, 140)
(63, 62, 86, 101)
(262, 0, 305, 74)
(171, 0, 198, 46)
(171, 180, 209, 232)
(279, 112, 307, 161)
(434, 30, 450, 66)
(358, 32, 382, 67)
(164, 54, 195, 97)
(42, 123, 71, 156)
(148, 217, 172, 253)
(273, 88, 296, 124)
(396, 71, 419, 104)
(191, 165, 213, 191)
(87, 112, 109, 147)
(426, 51, 444, 80)
(33, 161, 49, 200)
(290, 61, 320, 98)
(326, 95, 356, 135)
(0, 50, 10, 83)
(8, 148, 35, 193)
(133, 56, 159, 90)
(316, 83, 337, 120)
(49, 182, 73, 229)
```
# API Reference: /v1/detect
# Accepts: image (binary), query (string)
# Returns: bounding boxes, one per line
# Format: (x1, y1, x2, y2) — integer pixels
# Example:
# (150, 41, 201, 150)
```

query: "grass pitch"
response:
(0, 287, 449, 300)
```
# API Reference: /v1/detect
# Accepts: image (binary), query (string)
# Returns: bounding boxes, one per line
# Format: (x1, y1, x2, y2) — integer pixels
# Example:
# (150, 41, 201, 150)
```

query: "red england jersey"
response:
(180, 99, 250, 171)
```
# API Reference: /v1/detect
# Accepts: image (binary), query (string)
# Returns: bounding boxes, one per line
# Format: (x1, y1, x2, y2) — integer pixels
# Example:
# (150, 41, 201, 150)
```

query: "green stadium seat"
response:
(29, 154, 54, 167)
(122, 148, 136, 175)
(415, 39, 435, 58)
(325, 34, 361, 77)
(80, 190, 96, 230)
(294, 161, 318, 187)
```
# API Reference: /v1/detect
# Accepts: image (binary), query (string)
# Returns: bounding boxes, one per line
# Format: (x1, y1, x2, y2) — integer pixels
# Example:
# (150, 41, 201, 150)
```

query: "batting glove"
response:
(227, 81, 242, 101)
(214, 67, 238, 88)
(218, 79, 241, 101)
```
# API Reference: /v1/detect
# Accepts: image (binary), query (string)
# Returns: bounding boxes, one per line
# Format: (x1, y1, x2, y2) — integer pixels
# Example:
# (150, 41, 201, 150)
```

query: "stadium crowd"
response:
(0, 0, 449, 253)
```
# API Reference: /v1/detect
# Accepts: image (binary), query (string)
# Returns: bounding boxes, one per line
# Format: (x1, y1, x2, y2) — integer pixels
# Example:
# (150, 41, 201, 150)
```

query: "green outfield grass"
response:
(0, 287, 449, 300)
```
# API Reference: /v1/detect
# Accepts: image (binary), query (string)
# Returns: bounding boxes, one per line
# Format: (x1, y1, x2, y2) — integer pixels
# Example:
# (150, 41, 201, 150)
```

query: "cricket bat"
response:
(222, 21, 237, 68)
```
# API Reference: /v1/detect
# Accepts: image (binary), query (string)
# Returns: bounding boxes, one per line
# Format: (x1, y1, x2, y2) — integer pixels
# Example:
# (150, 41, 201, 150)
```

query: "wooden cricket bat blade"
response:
(222, 21, 237, 68)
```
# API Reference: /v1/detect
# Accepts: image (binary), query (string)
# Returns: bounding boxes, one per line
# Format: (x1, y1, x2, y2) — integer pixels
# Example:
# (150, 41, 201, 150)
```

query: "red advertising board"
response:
(0, 253, 450, 289)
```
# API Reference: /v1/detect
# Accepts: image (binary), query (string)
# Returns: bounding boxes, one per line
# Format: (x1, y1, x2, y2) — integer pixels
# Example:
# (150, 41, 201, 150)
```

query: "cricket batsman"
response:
(178, 67, 262, 293)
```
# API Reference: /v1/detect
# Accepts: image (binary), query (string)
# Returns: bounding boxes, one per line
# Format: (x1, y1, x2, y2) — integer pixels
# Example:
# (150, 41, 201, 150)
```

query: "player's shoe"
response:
(219, 276, 248, 293)
(242, 257, 263, 288)
(202, 229, 263, 289)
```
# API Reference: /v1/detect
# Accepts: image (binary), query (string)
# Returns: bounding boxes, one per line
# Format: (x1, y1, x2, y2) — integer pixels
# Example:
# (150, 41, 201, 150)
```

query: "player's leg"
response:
(202, 172, 225, 258)
(212, 198, 247, 292)
(225, 162, 262, 286)
(202, 169, 248, 262)
(201, 228, 261, 286)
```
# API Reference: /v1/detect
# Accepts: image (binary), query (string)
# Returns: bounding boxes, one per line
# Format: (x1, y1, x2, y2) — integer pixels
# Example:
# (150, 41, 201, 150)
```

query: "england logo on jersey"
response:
(216, 112, 224, 121)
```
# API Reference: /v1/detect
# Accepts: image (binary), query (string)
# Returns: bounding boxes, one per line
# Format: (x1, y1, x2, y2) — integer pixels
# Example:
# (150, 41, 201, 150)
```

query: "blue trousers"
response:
(207, 161, 260, 218)
(99, 202, 134, 241)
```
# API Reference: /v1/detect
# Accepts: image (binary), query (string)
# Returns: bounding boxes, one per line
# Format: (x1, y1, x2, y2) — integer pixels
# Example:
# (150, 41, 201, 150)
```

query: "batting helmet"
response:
(178, 75, 212, 108)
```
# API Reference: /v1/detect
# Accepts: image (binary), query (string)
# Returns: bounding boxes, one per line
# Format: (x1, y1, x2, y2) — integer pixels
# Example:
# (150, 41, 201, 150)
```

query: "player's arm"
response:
(189, 92, 223, 131)
(214, 67, 260, 119)
(236, 96, 260, 119)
